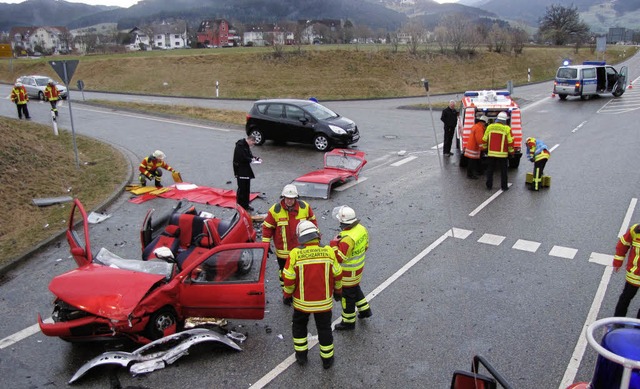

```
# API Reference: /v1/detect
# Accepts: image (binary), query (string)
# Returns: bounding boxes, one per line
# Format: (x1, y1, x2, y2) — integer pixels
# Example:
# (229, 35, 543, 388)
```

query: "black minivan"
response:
(245, 99, 359, 151)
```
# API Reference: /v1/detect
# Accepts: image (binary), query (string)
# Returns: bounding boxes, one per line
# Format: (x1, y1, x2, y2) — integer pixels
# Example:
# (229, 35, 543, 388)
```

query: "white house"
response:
(150, 20, 188, 49)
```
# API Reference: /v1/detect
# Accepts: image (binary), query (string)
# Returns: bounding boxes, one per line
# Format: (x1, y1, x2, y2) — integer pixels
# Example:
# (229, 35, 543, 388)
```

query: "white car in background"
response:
(16, 75, 67, 100)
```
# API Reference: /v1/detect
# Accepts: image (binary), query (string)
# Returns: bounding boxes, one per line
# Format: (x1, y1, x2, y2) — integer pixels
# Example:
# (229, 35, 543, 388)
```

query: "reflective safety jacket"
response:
(44, 84, 60, 101)
(463, 121, 486, 160)
(11, 86, 29, 104)
(262, 200, 316, 259)
(282, 240, 342, 313)
(614, 224, 640, 286)
(331, 223, 368, 287)
(526, 138, 550, 162)
(138, 155, 175, 179)
(481, 122, 514, 158)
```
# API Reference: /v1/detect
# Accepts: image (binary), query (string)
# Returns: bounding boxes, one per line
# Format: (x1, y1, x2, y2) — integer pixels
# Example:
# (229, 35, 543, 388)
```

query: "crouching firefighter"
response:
(282, 221, 342, 369)
(525, 137, 550, 191)
(138, 150, 178, 188)
(330, 205, 372, 330)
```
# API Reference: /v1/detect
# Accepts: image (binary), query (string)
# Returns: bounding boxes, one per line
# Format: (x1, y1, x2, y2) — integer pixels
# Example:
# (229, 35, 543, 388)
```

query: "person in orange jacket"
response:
(282, 221, 342, 369)
(613, 223, 640, 318)
(463, 115, 488, 179)
(44, 80, 61, 117)
(10, 82, 31, 120)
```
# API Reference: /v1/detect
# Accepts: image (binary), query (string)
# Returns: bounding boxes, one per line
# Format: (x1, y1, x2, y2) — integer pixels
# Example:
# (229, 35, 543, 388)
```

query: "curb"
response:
(0, 143, 135, 277)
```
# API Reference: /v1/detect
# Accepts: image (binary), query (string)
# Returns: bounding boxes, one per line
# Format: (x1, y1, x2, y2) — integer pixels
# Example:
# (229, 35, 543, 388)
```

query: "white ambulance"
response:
(456, 90, 523, 168)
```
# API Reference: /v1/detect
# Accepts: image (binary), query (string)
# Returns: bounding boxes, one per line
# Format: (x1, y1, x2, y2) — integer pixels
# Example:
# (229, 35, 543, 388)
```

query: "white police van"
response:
(553, 60, 628, 100)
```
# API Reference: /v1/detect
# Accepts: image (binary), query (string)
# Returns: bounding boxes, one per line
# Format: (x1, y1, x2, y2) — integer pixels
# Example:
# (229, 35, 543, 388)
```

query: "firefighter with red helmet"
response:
(481, 111, 514, 191)
(138, 150, 178, 188)
(44, 80, 61, 117)
(463, 115, 488, 179)
(282, 221, 342, 369)
(262, 184, 317, 287)
(613, 224, 640, 319)
(330, 205, 372, 331)
(525, 137, 550, 191)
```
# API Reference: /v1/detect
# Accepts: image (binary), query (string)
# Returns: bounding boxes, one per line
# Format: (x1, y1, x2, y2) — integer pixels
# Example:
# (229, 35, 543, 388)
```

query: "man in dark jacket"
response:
(233, 135, 260, 211)
(440, 100, 459, 156)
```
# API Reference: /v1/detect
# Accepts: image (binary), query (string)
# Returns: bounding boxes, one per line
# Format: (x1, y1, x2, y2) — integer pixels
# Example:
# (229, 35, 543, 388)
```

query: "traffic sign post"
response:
(77, 80, 85, 101)
(49, 60, 80, 167)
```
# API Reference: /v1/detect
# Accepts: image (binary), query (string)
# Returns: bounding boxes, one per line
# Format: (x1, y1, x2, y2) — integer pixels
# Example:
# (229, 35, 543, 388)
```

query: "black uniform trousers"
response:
(16, 103, 30, 119)
(292, 309, 333, 360)
(236, 176, 251, 210)
(614, 282, 640, 318)
(443, 126, 455, 154)
(486, 156, 509, 191)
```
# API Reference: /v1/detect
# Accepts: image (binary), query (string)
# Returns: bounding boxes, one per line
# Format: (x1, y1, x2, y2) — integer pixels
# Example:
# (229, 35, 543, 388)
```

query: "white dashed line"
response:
(588, 252, 613, 267)
(512, 239, 541, 253)
(478, 233, 505, 246)
(390, 156, 417, 166)
(0, 317, 52, 350)
(549, 245, 579, 259)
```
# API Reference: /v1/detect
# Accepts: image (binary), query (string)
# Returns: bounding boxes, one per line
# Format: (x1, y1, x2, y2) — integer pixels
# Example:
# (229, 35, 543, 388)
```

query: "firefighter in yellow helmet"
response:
(262, 184, 317, 288)
(525, 137, 550, 191)
(282, 220, 342, 369)
(330, 205, 372, 330)
(138, 150, 178, 188)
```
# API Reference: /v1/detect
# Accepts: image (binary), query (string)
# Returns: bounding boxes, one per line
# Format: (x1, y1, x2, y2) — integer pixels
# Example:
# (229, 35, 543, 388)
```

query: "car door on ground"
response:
(284, 104, 314, 143)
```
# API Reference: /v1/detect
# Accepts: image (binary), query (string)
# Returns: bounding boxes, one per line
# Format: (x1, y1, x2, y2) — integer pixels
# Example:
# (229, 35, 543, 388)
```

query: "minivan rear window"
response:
(557, 68, 578, 79)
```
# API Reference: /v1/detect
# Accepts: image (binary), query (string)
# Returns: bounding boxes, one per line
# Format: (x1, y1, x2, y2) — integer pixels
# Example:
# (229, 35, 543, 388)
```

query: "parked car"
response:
(553, 60, 628, 100)
(245, 98, 360, 151)
(38, 199, 268, 344)
(16, 75, 67, 100)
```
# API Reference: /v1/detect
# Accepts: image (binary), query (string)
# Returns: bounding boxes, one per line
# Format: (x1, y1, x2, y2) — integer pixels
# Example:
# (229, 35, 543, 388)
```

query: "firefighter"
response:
(330, 206, 372, 331)
(481, 111, 514, 191)
(463, 115, 488, 179)
(262, 184, 317, 288)
(525, 137, 550, 191)
(44, 80, 61, 117)
(613, 224, 640, 319)
(138, 150, 178, 188)
(10, 82, 31, 120)
(282, 220, 342, 369)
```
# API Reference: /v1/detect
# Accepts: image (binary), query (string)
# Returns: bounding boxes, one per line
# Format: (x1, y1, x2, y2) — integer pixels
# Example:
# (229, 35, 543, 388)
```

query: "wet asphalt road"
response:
(1, 53, 640, 388)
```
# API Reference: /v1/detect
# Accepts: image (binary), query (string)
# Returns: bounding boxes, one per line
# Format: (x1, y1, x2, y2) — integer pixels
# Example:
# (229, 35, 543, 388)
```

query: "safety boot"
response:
(322, 356, 334, 369)
(295, 351, 308, 366)
(335, 322, 355, 331)
(358, 308, 372, 319)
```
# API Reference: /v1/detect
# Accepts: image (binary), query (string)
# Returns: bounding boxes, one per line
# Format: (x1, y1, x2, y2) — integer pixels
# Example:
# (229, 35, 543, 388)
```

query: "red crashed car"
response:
(38, 199, 268, 344)
(291, 148, 367, 199)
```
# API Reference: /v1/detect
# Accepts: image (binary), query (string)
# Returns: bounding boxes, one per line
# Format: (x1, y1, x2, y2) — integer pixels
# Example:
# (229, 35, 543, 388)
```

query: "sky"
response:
(0, 0, 458, 6)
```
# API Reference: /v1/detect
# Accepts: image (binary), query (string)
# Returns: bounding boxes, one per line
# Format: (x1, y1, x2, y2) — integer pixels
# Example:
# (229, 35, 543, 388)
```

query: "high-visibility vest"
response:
(11, 87, 29, 104)
(482, 122, 514, 158)
(138, 156, 174, 179)
(45, 85, 60, 101)
(262, 200, 315, 259)
(282, 241, 342, 313)
(526, 139, 550, 162)
(333, 223, 368, 287)
(614, 224, 640, 286)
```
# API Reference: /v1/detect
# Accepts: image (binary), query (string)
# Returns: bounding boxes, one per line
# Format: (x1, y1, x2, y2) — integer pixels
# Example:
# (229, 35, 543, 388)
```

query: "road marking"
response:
(74, 106, 231, 132)
(571, 121, 588, 133)
(559, 197, 637, 388)
(549, 245, 578, 259)
(468, 183, 512, 217)
(478, 233, 505, 246)
(513, 239, 541, 253)
(589, 252, 612, 267)
(333, 177, 368, 192)
(391, 156, 417, 166)
(0, 317, 52, 350)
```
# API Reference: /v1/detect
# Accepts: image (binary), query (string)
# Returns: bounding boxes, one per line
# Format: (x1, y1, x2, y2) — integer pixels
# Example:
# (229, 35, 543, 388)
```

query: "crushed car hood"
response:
(49, 264, 166, 321)
(294, 168, 354, 184)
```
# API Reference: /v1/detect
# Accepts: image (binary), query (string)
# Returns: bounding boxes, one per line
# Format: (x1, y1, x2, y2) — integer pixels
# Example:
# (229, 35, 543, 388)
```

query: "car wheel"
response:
(558, 94, 567, 100)
(38, 91, 46, 101)
(612, 87, 624, 97)
(313, 134, 330, 151)
(237, 249, 254, 275)
(249, 129, 265, 145)
(145, 307, 178, 340)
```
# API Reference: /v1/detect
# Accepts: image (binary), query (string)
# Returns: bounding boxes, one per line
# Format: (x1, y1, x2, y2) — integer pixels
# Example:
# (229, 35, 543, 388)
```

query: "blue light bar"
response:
(583, 60, 606, 66)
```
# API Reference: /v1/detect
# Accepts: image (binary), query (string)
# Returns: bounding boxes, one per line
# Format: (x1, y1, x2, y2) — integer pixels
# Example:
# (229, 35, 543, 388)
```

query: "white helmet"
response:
(296, 220, 319, 243)
(281, 184, 299, 199)
(497, 112, 508, 122)
(479, 115, 489, 123)
(333, 205, 357, 225)
(153, 150, 166, 160)
(15, 82, 22, 87)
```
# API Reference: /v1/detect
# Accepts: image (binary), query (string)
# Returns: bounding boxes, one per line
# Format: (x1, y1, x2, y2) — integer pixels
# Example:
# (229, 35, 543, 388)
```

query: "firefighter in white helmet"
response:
(330, 205, 372, 330)
(282, 220, 342, 369)
(138, 150, 179, 188)
(262, 184, 317, 288)
(480, 111, 514, 191)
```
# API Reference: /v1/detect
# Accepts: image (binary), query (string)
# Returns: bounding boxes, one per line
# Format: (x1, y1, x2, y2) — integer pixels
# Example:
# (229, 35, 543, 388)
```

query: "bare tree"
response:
(488, 24, 508, 53)
(403, 19, 425, 55)
(438, 13, 474, 55)
(510, 27, 529, 55)
(539, 4, 590, 45)
(433, 25, 449, 53)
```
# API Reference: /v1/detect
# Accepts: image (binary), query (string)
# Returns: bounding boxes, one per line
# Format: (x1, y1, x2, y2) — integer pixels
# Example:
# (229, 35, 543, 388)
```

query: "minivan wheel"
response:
(313, 134, 330, 151)
(38, 91, 46, 101)
(249, 129, 265, 145)
(558, 94, 567, 100)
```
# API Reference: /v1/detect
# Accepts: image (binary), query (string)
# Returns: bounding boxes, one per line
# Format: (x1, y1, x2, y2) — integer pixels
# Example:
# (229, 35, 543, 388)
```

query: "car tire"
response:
(612, 87, 624, 97)
(38, 91, 46, 101)
(145, 307, 178, 340)
(237, 249, 254, 275)
(249, 129, 265, 145)
(313, 134, 330, 152)
(558, 94, 567, 101)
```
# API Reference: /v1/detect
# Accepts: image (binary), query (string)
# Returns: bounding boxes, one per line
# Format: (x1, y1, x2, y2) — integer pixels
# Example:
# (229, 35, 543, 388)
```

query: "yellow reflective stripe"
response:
(293, 299, 333, 312)
(319, 344, 334, 358)
(626, 273, 640, 286)
(341, 253, 365, 270)
(262, 220, 275, 229)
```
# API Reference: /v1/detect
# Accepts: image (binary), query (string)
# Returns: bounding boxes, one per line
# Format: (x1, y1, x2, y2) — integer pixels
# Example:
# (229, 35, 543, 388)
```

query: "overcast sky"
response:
(0, 0, 459, 7)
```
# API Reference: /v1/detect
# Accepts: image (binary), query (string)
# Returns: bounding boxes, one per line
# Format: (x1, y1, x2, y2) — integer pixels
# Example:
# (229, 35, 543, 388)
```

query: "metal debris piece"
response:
(32, 196, 73, 207)
(87, 212, 111, 224)
(69, 328, 241, 384)
(184, 317, 227, 329)
(226, 331, 247, 344)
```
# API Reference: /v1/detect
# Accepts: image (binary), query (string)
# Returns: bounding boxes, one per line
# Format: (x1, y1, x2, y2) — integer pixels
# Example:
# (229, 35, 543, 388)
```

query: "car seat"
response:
(142, 224, 181, 261)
